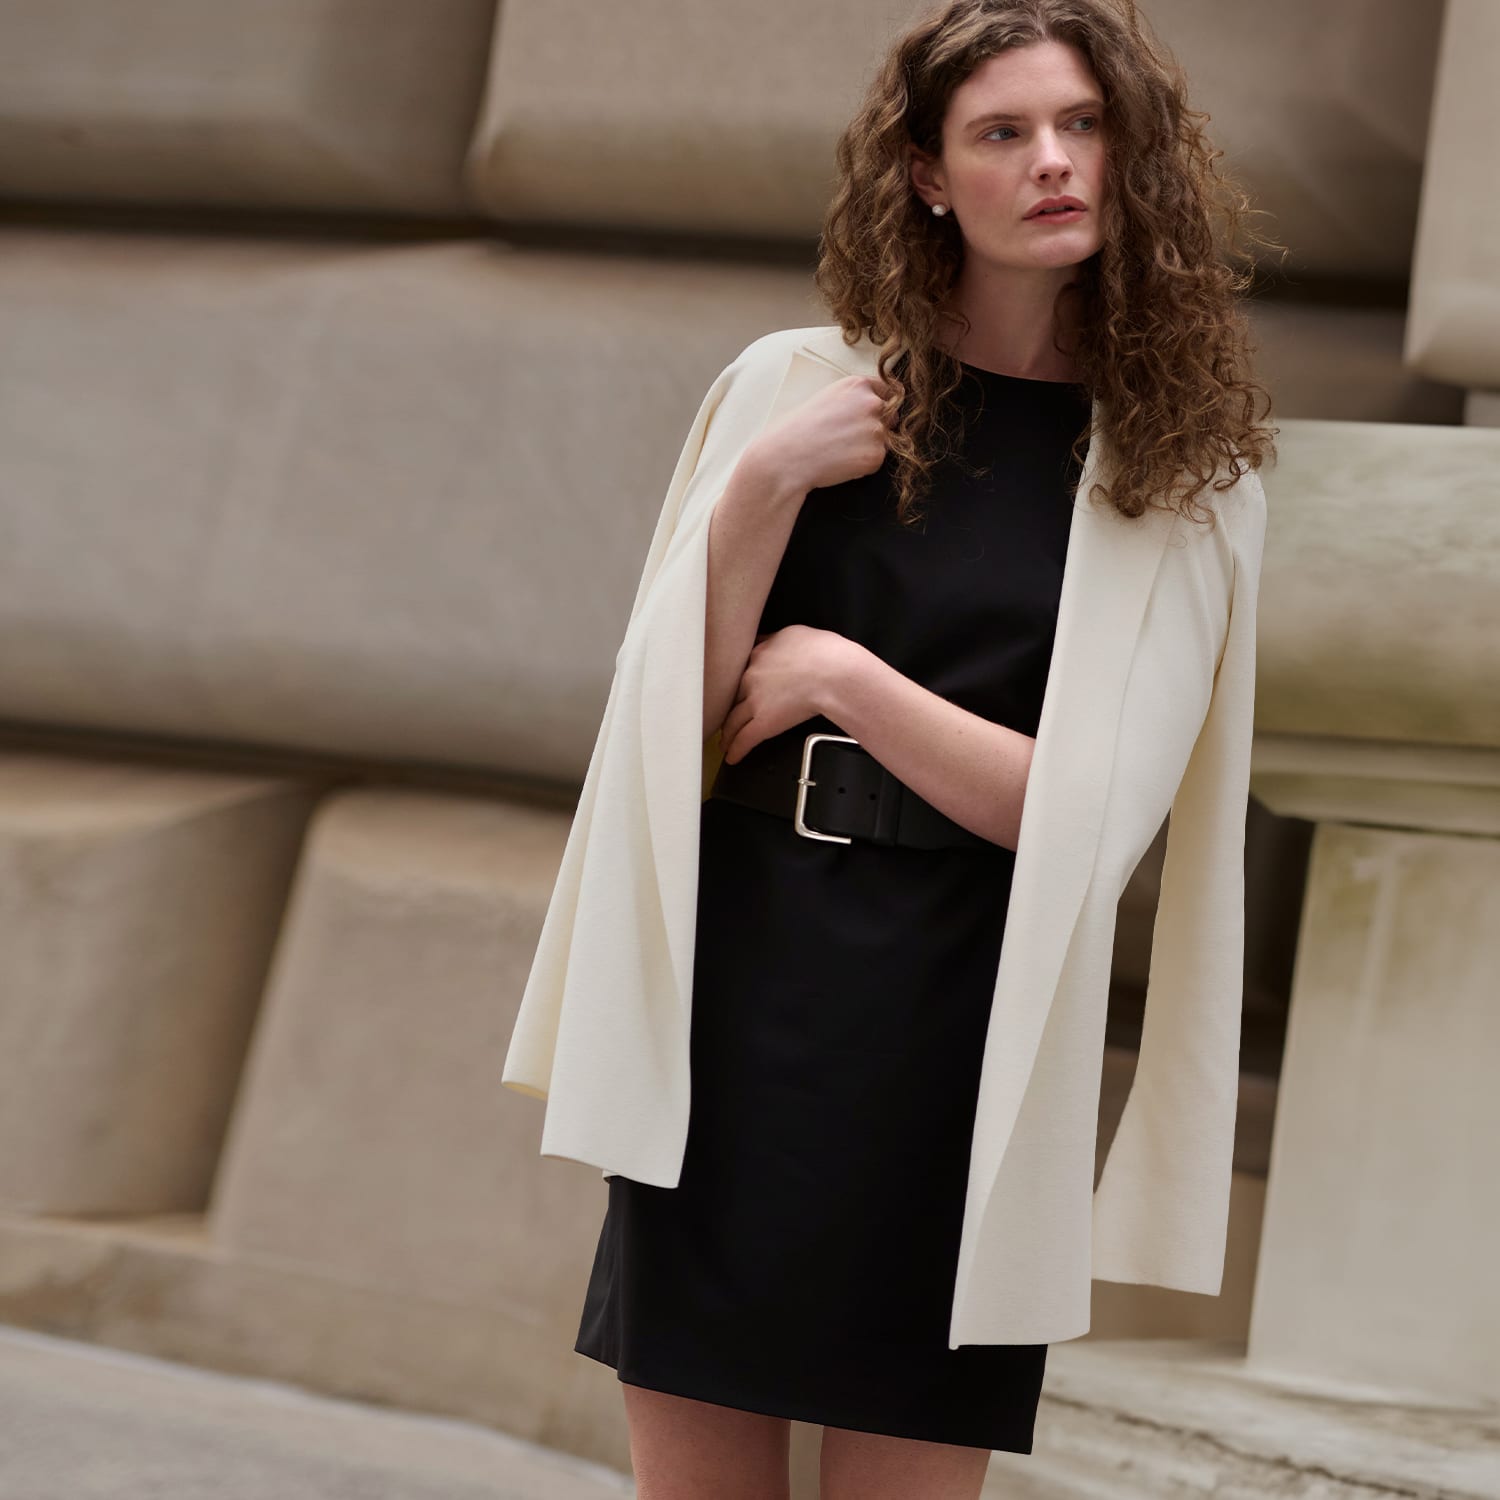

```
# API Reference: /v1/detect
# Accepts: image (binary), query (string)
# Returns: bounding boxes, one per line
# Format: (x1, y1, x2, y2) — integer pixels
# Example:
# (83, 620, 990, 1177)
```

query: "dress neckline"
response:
(956, 358, 1080, 387)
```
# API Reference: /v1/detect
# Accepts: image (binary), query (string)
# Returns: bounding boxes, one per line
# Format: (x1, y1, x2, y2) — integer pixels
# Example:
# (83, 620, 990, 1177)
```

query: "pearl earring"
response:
(931, 203, 949, 216)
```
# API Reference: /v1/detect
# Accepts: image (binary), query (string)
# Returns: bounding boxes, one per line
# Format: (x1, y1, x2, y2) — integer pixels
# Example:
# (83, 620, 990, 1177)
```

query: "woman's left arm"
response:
(717, 625, 1035, 851)
(820, 643, 1035, 851)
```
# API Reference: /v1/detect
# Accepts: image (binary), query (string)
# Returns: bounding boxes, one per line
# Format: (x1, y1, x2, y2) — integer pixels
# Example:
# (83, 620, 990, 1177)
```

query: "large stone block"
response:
(1248, 821, 1500, 1406)
(0, 752, 315, 1214)
(1405, 0, 1500, 388)
(0, 0, 497, 214)
(1254, 420, 1500, 749)
(210, 786, 602, 1337)
(0, 230, 819, 780)
(464, 0, 1440, 279)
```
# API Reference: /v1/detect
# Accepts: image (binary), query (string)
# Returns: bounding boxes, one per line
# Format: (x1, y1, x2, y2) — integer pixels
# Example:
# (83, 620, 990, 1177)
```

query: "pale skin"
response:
(631, 37, 1108, 1500)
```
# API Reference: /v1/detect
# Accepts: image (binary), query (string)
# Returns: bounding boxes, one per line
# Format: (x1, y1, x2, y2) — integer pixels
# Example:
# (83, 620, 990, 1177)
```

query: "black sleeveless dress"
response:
(574, 359, 1092, 1453)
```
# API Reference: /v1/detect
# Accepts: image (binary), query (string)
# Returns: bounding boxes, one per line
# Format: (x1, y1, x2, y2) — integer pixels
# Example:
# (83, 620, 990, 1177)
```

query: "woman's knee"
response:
(819, 1424, 991, 1500)
(622, 1383, 792, 1500)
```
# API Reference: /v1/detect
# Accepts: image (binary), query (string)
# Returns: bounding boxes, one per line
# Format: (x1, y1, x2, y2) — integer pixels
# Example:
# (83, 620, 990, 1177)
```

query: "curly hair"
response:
(813, 0, 1284, 529)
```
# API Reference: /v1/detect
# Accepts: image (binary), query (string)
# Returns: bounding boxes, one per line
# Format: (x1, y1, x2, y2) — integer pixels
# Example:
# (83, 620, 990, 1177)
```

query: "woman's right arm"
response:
(702, 373, 894, 742)
(702, 440, 809, 741)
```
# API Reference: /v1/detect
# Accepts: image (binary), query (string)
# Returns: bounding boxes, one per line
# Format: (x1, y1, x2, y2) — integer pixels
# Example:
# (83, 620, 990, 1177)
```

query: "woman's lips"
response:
(1026, 207, 1086, 223)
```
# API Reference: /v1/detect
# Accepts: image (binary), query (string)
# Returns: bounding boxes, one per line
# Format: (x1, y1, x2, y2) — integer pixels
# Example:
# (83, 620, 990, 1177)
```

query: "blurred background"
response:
(0, 0, 1496, 1495)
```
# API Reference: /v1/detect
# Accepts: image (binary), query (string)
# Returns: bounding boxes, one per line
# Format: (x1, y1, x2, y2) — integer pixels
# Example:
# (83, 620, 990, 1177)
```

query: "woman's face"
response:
(910, 40, 1108, 274)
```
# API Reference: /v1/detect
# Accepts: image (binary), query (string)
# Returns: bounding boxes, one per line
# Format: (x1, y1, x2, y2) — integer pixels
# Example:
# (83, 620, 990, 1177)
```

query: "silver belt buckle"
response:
(794, 732, 860, 843)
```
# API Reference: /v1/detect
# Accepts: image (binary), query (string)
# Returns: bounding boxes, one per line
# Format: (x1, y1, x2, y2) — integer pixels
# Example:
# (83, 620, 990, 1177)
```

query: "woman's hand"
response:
(745, 373, 895, 498)
(719, 626, 864, 764)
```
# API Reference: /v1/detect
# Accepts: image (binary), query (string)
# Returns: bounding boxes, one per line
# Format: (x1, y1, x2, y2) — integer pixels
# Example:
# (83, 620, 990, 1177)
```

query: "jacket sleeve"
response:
(1090, 467, 1268, 1292)
(498, 356, 742, 1103)
(499, 331, 805, 1139)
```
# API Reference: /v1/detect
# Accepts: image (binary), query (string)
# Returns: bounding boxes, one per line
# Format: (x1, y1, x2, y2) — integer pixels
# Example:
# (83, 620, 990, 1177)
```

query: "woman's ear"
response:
(907, 143, 946, 213)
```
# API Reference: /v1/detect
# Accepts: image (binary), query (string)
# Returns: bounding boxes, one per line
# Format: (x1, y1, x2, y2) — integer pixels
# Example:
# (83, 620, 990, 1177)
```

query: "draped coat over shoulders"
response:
(502, 323, 1268, 1348)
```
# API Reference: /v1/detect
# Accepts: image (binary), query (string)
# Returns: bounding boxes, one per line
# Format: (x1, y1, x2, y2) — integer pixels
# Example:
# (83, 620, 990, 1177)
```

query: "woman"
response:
(522, 0, 1278, 1494)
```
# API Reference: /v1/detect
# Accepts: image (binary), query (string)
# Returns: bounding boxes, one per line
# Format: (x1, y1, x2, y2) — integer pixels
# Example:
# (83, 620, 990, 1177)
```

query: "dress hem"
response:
(572, 1338, 1039, 1455)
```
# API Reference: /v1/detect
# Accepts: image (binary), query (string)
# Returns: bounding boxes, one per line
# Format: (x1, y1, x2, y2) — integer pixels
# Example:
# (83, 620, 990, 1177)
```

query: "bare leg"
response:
(621, 1382, 792, 1500)
(819, 1425, 992, 1500)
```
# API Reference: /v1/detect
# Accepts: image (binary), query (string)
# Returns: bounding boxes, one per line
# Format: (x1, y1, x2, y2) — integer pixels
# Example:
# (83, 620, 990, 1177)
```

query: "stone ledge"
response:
(0, 1321, 632, 1498)
(989, 1337, 1500, 1499)
(0, 1209, 628, 1472)
(5, 1213, 1492, 1497)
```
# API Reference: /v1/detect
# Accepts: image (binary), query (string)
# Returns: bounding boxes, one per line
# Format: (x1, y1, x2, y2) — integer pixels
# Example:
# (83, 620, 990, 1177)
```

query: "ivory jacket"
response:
(502, 322, 1268, 1347)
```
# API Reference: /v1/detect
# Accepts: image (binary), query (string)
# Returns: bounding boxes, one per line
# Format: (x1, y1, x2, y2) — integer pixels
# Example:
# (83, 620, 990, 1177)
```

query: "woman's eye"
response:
(984, 116, 1097, 142)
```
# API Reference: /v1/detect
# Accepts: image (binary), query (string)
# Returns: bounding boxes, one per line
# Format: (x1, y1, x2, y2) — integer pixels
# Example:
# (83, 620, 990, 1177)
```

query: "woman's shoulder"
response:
(1216, 457, 1268, 554)
(1170, 455, 1267, 548)
(693, 324, 844, 431)
(723, 323, 841, 376)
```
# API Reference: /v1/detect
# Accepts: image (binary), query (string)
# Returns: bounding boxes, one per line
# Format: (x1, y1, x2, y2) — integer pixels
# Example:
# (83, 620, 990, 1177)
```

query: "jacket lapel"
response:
(788, 328, 1175, 1297)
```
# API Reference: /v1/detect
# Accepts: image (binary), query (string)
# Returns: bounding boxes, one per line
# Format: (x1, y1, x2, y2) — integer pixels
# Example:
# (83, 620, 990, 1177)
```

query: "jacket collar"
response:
(765, 326, 1175, 1263)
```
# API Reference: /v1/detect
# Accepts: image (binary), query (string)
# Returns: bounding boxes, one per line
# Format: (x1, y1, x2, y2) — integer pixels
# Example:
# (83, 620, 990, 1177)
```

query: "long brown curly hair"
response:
(813, 0, 1284, 529)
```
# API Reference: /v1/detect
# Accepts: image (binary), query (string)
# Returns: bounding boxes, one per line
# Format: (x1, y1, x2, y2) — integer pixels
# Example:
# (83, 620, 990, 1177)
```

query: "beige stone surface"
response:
(1251, 735, 1500, 836)
(209, 787, 605, 1328)
(1143, 0, 1441, 282)
(0, 1209, 632, 1472)
(465, 0, 1439, 279)
(1468, 390, 1500, 427)
(1248, 821, 1500, 1406)
(0, 1323, 634, 1499)
(1249, 301, 1461, 426)
(986, 1337, 1500, 1498)
(0, 230, 822, 782)
(0, 0, 496, 214)
(464, 0, 919, 239)
(1254, 420, 1500, 749)
(1406, 0, 1500, 389)
(0, 752, 315, 1214)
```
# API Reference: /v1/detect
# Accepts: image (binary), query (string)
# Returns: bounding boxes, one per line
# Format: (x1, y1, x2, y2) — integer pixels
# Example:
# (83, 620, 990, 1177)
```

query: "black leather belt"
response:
(708, 729, 993, 850)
